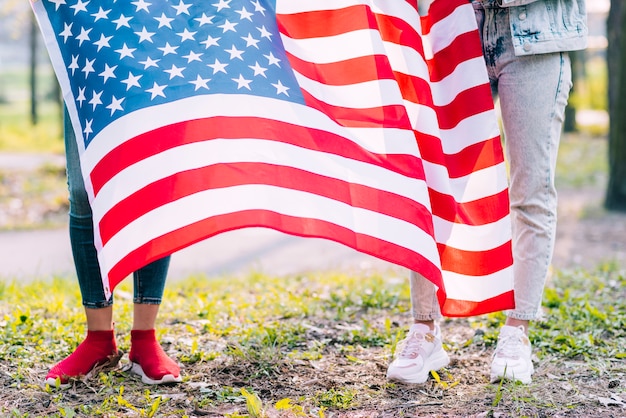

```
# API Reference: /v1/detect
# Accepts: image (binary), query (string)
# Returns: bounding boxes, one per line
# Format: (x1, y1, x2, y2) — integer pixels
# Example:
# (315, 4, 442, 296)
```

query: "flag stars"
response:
(208, 59, 228, 74)
(146, 82, 167, 100)
(76, 87, 86, 107)
(200, 35, 220, 49)
(91, 7, 111, 22)
(177, 28, 197, 42)
(182, 51, 203, 63)
(121, 72, 143, 90)
(89, 90, 103, 110)
(69, 0, 89, 15)
(112, 14, 132, 29)
(49, 0, 67, 11)
(257, 25, 272, 40)
(139, 56, 160, 69)
(99, 63, 118, 83)
(235, 7, 253, 21)
(115, 43, 137, 59)
(106, 96, 125, 115)
(195, 13, 215, 26)
(131, 0, 151, 13)
(83, 119, 93, 137)
(232, 74, 252, 90)
(135, 27, 155, 43)
(59, 22, 73, 43)
(190, 75, 210, 91)
(164, 64, 186, 79)
(68, 54, 80, 75)
(81, 58, 96, 77)
(251, 0, 265, 15)
(171, 1, 192, 15)
(76, 27, 92, 46)
(158, 42, 179, 56)
(155, 13, 174, 29)
(218, 19, 237, 33)
(249, 62, 267, 77)
(272, 80, 289, 96)
(93, 33, 113, 51)
(225, 45, 244, 60)
(212, 0, 231, 12)
(264, 51, 281, 67)
(241, 34, 260, 49)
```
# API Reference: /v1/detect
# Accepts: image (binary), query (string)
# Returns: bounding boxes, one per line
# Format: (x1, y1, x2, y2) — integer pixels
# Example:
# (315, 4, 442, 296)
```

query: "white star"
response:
(158, 42, 179, 56)
(91, 7, 111, 21)
(195, 13, 215, 26)
(146, 82, 167, 100)
(264, 51, 281, 67)
(76, 87, 87, 107)
(207, 59, 228, 74)
(139, 57, 160, 69)
(241, 34, 260, 49)
(59, 22, 73, 43)
(218, 19, 237, 33)
(251, 0, 265, 15)
(99, 64, 117, 83)
(212, 0, 231, 12)
(83, 119, 93, 137)
(155, 13, 174, 29)
(235, 7, 253, 21)
(89, 90, 103, 110)
(182, 51, 203, 63)
(115, 43, 137, 59)
(76, 27, 92, 46)
(49, 0, 67, 11)
(200, 35, 220, 49)
(225, 45, 244, 60)
(249, 62, 267, 77)
(131, 0, 151, 12)
(272, 80, 289, 96)
(232, 74, 252, 90)
(121, 72, 143, 90)
(177, 28, 197, 42)
(69, 0, 89, 15)
(164, 64, 185, 79)
(171, 1, 192, 15)
(68, 55, 80, 75)
(135, 27, 156, 43)
(93, 34, 113, 51)
(81, 58, 96, 77)
(106, 96, 125, 115)
(112, 14, 132, 29)
(189, 75, 210, 91)
(257, 25, 272, 40)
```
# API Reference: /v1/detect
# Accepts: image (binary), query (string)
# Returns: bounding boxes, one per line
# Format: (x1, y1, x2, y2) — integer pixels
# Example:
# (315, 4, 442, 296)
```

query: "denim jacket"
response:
(497, 0, 588, 56)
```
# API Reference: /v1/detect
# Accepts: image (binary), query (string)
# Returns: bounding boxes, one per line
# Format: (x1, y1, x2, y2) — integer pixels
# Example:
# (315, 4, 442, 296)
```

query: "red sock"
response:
(129, 329, 180, 380)
(46, 330, 117, 384)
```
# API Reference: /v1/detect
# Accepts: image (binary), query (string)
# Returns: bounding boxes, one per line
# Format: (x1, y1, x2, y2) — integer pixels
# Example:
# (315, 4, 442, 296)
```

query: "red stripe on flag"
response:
(429, 188, 510, 226)
(98, 162, 435, 245)
(434, 85, 495, 130)
(439, 290, 515, 318)
(107, 210, 444, 291)
(438, 241, 513, 277)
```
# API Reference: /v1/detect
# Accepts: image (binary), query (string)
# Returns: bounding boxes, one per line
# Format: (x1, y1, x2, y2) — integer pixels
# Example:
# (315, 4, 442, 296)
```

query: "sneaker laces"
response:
(494, 327, 526, 359)
(397, 330, 431, 359)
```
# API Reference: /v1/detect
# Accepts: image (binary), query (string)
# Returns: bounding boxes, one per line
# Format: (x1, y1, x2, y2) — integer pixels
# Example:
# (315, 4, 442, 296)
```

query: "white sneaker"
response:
(490, 325, 534, 384)
(386, 323, 450, 384)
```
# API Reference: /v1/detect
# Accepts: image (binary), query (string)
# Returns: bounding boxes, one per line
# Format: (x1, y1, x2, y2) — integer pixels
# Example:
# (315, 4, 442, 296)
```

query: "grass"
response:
(0, 266, 624, 417)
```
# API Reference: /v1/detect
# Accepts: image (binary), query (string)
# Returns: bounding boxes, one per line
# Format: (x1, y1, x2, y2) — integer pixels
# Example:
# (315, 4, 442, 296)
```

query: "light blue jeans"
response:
(64, 110, 170, 308)
(411, 0, 572, 321)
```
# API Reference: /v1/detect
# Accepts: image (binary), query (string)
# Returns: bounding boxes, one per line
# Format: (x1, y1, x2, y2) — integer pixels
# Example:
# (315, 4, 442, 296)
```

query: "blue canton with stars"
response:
(42, 0, 303, 144)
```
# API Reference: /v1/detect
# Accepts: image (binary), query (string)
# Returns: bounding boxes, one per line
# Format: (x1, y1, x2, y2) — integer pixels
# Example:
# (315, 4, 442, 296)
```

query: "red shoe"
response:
(129, 329, 182, 385)
(45, 330, 119, 388)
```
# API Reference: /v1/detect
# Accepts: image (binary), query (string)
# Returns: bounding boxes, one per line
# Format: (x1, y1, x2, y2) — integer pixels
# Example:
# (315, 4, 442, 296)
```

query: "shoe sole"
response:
(490, 364, 534, 385)
(386, 349, 450, 384)
(129, 362, 182, 385)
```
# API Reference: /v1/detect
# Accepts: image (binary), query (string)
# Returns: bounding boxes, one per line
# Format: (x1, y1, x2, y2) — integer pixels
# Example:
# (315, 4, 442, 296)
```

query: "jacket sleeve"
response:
(497, 0, 542, 6)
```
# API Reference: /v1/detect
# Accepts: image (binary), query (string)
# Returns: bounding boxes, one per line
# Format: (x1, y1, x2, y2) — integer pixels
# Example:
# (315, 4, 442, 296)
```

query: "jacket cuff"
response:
(497, 0, 541, 6)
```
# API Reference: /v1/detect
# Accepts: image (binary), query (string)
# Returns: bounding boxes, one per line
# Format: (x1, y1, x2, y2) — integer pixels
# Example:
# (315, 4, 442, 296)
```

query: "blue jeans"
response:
(64, 110, 170, 308)
(411, 0, 572, 320)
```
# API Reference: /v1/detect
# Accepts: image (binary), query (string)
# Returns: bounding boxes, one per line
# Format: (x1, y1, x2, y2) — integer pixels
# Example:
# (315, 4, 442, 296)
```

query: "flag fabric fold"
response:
(31, 0, 514, 316)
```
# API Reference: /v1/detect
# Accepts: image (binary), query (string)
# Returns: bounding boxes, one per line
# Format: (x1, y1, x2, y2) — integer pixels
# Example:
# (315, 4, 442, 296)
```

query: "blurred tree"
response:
(605, 0, 626, 210)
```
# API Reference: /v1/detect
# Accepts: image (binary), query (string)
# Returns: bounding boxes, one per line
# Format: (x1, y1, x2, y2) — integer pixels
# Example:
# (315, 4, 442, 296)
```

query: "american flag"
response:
(31, 0, 514, 317)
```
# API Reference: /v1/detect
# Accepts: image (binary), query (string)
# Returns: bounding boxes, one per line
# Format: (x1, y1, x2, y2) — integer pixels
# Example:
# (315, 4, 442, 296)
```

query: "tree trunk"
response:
(605, 0, 626, 210)
(29, 11, 38, 125)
